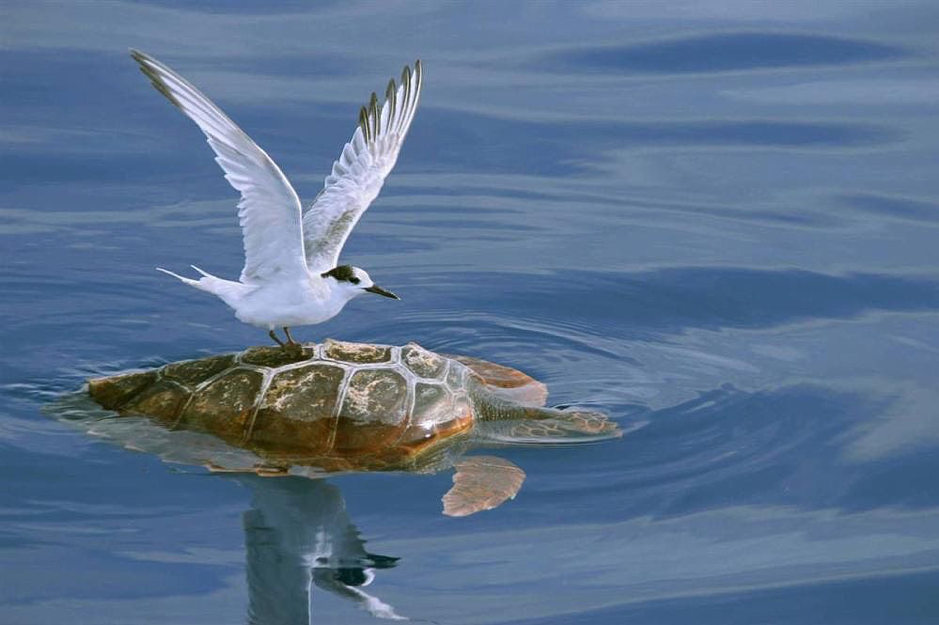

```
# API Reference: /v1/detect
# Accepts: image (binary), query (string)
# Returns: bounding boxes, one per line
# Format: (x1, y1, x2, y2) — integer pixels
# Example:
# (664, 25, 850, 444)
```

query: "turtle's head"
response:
(321, 265, 400, 301)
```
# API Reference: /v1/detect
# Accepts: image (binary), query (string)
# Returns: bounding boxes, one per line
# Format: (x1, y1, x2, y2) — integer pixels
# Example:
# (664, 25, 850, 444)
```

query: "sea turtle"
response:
(84, 339, 620, 516)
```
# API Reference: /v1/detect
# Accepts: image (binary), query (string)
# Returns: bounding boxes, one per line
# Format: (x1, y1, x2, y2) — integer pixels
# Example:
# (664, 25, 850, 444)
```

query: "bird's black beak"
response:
(365, 285, 400, 300)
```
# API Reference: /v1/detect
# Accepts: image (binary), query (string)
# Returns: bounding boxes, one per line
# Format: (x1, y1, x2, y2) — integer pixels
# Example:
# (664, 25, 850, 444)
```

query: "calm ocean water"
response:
(2, 2, 939, 623)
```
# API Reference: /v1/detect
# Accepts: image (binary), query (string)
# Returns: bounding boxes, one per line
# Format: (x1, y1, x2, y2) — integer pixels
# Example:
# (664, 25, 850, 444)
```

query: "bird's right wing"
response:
(131, 50, 308, 284)
(302, 61, 422, 272)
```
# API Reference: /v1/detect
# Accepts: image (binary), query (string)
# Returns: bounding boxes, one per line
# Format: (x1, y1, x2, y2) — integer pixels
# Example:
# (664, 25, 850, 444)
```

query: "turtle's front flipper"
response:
(442, 456, 526, 517)
(205, 462, 290, 477)
(483, 409, 623, 444)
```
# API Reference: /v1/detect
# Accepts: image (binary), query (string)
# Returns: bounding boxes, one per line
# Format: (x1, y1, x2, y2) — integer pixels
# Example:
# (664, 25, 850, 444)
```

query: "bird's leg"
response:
(280, 326, 304, 356)
(283, 327, 298, 346)
(268, 329, 286, 347)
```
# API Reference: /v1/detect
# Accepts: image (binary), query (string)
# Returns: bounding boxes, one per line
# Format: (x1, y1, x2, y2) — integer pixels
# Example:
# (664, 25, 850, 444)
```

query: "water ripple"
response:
(534, 32, 909, 75)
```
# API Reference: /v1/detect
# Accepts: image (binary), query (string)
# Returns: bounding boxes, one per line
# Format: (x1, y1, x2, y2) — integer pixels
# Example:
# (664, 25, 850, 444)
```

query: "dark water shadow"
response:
(408, 109, 898, 176)
(842, 193, 939, 225)
(0, 48, 900, 188)
(458, 267, 939, 336)
(534, 32, 909, 75)
(129, 0, 345, 15)
(506, 567, 939, 625)
(2, 107, 897, 184)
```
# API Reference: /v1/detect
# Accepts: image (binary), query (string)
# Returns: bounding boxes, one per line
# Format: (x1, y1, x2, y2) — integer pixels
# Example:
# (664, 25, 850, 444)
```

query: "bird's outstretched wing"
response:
(131, 50, 307, 284)
(303, 61, 422, 272)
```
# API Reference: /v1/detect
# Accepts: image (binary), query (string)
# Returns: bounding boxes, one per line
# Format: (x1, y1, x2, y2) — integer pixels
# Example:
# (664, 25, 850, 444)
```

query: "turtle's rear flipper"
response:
(485, 410, 623, 444)
(442, 456, 525, 517)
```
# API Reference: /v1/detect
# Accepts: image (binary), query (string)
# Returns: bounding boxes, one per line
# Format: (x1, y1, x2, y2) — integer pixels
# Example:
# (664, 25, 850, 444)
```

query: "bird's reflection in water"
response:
(238, 476, 404, 623)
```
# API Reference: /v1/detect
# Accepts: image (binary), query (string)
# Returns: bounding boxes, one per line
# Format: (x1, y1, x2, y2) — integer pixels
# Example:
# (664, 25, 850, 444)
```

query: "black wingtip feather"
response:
(358, 105, 370, 141)
(352, 61, 423, 145)
(129, 49, 182, 108)
(385, 78, 397, 124)
(369, 92, 380, 138)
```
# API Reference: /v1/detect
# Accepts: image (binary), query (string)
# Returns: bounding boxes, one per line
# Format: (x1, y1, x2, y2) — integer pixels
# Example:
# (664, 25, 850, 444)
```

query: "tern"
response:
(130, 50, 421, 349)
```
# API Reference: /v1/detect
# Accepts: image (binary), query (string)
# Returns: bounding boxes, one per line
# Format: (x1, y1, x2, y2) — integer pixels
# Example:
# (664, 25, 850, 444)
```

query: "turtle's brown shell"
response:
(88, 340, 543, 470)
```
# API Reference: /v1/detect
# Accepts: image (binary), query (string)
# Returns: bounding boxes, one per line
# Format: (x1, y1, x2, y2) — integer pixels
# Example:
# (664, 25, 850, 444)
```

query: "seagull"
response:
(130, 50, 422, 349)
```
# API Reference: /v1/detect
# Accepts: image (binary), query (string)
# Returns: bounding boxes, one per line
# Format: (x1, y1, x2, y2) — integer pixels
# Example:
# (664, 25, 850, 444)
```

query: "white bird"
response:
(130, 50, 422, 349)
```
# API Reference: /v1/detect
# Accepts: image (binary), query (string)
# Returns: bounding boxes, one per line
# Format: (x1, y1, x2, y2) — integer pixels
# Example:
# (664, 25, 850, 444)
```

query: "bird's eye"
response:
(350, 277, 360, 285)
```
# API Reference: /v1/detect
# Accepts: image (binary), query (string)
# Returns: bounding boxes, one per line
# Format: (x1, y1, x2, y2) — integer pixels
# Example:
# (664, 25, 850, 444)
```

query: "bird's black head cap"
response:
(321, 265, 360, 285)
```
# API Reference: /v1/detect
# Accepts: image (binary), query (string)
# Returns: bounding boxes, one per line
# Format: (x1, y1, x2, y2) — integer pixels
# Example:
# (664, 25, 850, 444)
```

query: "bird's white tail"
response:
(156, 265, 249, 308)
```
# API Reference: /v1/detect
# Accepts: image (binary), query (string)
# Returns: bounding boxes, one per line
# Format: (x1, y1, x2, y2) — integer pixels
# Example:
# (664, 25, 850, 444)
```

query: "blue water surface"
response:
(2, 2, 939, 623)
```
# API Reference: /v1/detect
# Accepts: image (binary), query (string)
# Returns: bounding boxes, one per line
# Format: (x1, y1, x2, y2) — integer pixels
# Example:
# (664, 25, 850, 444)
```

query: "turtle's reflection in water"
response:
(238, 476, 404, 623)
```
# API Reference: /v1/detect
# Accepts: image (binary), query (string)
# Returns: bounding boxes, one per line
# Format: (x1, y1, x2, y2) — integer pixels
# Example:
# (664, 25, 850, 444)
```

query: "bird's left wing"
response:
(302, 61, 422, 272)
(131, 50, 307, 284)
